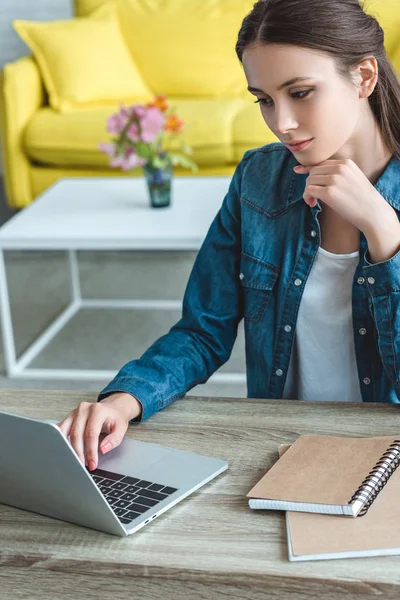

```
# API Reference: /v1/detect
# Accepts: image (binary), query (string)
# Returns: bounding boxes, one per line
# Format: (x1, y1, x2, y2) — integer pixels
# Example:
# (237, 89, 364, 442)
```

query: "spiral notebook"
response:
(247, 435, 400, 517)
(277, 444, 400, 561)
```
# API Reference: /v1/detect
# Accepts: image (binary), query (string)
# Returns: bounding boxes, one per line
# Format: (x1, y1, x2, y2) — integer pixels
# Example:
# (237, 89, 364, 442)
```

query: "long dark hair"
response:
(235, 0, 400, 159)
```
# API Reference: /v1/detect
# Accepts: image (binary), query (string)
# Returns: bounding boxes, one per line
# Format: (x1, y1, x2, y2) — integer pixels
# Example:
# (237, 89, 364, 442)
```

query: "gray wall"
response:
(0, 0, 73, 70)
(0, 1, 73, 176)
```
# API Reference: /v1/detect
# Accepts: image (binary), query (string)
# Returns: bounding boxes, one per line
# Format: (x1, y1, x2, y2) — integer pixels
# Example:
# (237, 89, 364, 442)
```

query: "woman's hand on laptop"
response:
(57, 393, 142, 471)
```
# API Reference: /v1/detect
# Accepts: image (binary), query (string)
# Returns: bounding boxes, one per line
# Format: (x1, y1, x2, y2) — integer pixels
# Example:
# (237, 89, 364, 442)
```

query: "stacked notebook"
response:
(247, 435, 400, 561)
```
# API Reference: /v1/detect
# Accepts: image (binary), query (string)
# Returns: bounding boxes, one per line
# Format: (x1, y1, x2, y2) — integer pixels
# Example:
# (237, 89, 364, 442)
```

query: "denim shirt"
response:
(99, 142, 400, 420)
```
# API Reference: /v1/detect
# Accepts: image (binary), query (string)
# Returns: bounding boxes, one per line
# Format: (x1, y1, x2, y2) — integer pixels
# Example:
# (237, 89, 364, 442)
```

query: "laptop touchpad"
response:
(97, 438, 174, 479)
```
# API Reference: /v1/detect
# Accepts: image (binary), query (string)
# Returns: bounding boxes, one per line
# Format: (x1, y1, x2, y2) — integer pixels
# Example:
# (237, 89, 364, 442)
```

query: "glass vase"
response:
(143, 163, 173, 208)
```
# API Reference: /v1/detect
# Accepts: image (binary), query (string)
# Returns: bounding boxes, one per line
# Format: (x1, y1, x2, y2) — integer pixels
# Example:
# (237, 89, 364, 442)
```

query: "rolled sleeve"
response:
(362, 247, 400, 390)
(363, 247, 400, 296)
(96, 150, 252, 421)
(98, 376, 160, 423)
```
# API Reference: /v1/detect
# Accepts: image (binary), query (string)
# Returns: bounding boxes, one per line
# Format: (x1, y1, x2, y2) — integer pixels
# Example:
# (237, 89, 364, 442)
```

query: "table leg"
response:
(0, 250, 17, 375)
(68, 250, 81, 303)
(2, 250, 81, 377)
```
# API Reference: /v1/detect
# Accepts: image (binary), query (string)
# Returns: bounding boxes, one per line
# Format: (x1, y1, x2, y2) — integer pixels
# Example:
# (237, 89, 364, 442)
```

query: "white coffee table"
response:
(0, 176, 245, 384)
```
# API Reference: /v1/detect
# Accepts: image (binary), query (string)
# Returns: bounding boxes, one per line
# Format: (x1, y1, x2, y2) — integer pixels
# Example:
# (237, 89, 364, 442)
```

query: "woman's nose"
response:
(273, 105, 298, 135)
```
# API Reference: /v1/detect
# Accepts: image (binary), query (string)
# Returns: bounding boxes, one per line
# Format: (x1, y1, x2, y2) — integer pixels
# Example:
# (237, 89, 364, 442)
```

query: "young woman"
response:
(59, 0, 400, 471)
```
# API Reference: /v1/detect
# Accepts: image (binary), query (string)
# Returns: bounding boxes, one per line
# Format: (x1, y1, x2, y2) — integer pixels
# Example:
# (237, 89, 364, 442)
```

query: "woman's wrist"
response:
(100, 392, 143, 421)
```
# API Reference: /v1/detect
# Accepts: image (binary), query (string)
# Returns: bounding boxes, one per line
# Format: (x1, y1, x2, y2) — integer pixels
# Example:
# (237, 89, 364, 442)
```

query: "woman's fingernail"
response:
(101, 441, 112, 453)
(89, 460, 96, 471)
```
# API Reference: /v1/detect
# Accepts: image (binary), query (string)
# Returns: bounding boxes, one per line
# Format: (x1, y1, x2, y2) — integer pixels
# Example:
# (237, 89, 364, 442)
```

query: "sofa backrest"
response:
(366, 0, 400, 56)
(76, 0, 254, 99)
(74, 0, 111, 17)
(74, 0, 400, 98)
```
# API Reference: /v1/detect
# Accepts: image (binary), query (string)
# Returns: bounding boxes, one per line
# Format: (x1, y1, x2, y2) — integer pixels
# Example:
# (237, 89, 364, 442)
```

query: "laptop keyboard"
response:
(89, 468, 178, 525)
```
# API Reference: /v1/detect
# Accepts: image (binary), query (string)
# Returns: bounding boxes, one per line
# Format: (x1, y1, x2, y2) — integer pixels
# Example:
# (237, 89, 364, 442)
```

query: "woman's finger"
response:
(68, 402, 91, 466)
(57, 411, 75, 438)
(84, 405, 111, 471)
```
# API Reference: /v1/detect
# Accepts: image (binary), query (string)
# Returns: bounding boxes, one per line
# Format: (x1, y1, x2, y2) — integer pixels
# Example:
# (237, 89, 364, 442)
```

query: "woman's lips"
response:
(286, 138, 313, 152)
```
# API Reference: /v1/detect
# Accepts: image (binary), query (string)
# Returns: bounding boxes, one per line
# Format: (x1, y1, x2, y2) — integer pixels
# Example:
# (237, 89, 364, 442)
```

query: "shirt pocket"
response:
(240, 253, 279, 323)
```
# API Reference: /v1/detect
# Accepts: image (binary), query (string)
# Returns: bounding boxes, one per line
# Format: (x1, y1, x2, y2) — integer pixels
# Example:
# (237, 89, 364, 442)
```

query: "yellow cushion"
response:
(13, 9, 152, 112)
(114, 0, 254, 99)
(24, 99, 260, 167)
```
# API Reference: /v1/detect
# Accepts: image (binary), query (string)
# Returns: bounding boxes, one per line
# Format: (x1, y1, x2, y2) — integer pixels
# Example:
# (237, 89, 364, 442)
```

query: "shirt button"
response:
(367, 277, 375, 285)
(359, 328, 367, 335)
(363, 377, 371, 385)
(294, 278, 302, 286)
(311, 230, 317, 238)
(276, 369, 283, 376)
(239, 273, 244, 280)
(284, 325, 292, 332)
(357, 277, 365, 285)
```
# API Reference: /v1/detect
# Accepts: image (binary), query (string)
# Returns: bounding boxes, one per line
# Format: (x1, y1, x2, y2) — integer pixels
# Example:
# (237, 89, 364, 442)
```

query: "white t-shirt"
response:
(282, 246, 363, 402)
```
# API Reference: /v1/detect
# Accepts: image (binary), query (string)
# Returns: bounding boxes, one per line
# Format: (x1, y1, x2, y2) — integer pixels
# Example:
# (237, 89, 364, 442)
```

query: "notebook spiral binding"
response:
(349, 439, 400, 517)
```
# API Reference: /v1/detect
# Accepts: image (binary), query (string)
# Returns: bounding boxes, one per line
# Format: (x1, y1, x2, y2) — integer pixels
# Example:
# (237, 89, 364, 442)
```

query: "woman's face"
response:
(242, 43, 362, 165)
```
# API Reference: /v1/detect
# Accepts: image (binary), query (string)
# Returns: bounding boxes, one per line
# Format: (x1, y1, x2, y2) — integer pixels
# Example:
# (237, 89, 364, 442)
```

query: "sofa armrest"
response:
(0, 55, 46, 208)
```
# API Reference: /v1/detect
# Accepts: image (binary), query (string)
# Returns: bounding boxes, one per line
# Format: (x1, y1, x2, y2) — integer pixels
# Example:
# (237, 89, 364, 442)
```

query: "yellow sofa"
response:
(1, 0, 400, 209)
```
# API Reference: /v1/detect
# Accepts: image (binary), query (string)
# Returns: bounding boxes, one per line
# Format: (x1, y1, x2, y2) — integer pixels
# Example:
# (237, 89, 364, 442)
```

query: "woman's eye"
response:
(292, 90, 312, 99)
(253, 90, 312, 106)
(253, 98, 272, 106)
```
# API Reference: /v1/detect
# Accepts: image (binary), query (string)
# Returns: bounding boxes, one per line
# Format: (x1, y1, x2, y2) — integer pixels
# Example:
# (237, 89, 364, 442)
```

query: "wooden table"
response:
(1, 389, 400, 600)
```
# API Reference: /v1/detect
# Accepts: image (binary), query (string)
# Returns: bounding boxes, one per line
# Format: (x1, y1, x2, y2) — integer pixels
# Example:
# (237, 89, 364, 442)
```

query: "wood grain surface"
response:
(1, 389, 400, 600)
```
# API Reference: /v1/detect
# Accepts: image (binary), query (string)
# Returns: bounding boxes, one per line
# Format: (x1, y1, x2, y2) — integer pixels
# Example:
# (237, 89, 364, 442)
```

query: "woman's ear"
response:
(356, 57, 378, 99)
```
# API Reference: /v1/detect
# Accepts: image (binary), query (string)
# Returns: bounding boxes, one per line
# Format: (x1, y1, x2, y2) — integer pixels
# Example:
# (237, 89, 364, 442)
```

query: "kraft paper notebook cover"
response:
(277, 444, 400, 561)
(247, 435, 400, 517)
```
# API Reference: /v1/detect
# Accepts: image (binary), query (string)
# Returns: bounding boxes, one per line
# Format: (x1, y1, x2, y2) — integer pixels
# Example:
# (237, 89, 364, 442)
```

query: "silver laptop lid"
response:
(0, 410, 228, 536)
(0, 410, 126, 536)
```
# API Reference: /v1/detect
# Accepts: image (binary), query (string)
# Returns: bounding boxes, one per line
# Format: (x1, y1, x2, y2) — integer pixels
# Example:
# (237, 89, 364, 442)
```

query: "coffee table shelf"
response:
(0, 177, 246, 385)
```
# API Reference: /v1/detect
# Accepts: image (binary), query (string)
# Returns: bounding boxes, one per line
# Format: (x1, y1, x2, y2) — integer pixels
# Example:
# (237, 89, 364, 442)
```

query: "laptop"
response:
(0, 410, 228, 537)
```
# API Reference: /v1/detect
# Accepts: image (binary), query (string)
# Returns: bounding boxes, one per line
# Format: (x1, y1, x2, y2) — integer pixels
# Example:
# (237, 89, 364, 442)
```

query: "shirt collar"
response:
(374, 154, 400, 211)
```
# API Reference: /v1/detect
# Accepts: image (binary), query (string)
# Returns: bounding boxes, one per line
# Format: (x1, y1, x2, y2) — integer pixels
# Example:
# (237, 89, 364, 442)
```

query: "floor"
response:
(0, 178, 247, 409)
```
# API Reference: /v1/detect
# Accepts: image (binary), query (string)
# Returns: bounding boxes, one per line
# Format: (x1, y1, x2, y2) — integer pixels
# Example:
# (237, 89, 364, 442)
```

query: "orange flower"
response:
(165, 113, 185, 133)
(147, 95, 169, 112)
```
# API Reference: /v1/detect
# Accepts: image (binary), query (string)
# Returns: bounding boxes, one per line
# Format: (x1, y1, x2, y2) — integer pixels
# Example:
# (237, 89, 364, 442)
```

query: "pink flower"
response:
(119, 105, 130, 117)
(98, 142, 116, 157)
(127, 123, 140, 142)
(106, 111, 128, 135)
(139, 106, 165, 143)
(119, 150, 147, 171)
(132, 105, 147, 118)
(102, 143, 146, 170)
(109, 154, 125, 168)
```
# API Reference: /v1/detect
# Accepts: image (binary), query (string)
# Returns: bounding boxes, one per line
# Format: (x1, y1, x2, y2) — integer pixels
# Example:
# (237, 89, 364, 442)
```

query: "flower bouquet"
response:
(99, 95, 198, 208)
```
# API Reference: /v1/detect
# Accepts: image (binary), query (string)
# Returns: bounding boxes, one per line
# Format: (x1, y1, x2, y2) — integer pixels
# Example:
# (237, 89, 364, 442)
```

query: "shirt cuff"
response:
(97, 375, 161, 422)
(362, 246, 400, 296)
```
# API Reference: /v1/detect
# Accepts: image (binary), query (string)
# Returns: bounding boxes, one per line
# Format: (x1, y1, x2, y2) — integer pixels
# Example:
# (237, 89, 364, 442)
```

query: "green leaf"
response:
(180, 142, 193, 155)
(168, 152, 198, 172)
(152, 155, 170, 169)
